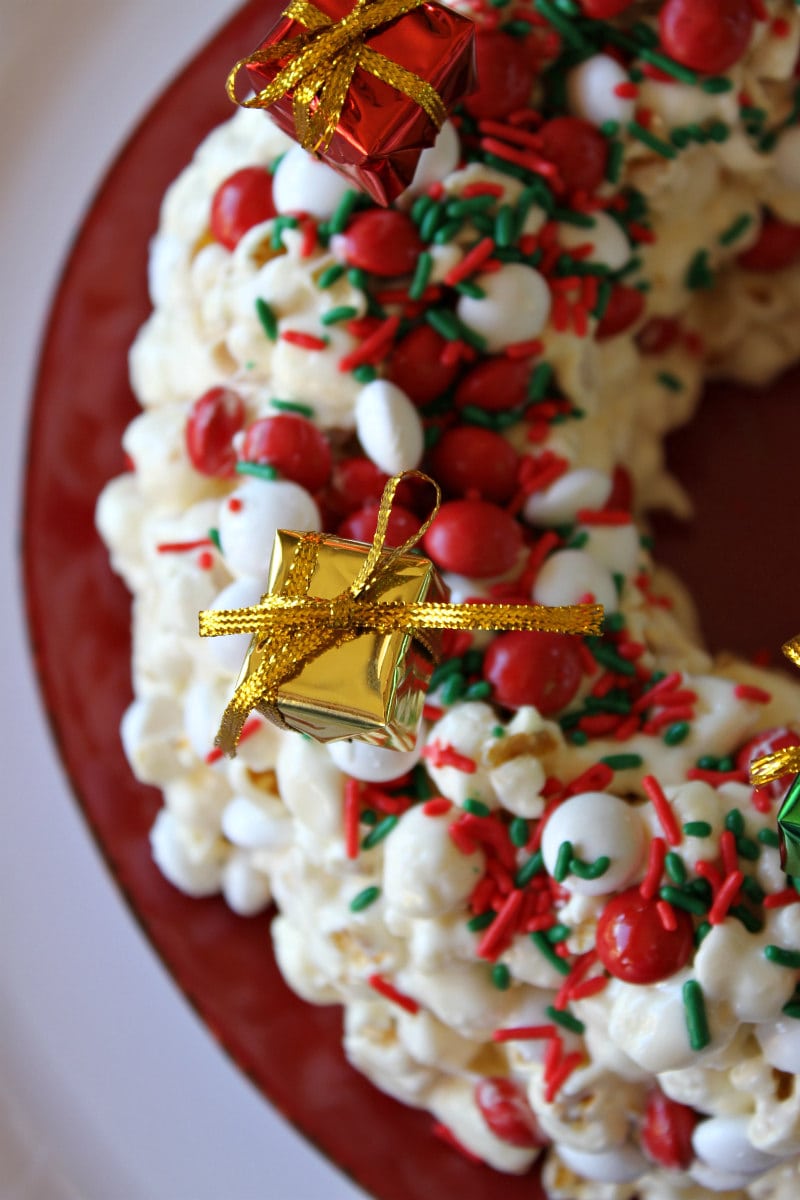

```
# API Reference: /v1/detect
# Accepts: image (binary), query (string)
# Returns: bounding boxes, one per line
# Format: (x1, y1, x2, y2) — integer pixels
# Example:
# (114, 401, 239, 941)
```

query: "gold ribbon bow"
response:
(226, 0, 447, 155)
(750, 635, 800, 786)
(199, 471, 603, 755)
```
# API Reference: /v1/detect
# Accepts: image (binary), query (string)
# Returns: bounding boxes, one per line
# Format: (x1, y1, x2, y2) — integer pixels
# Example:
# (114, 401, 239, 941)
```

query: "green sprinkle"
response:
(719, 213, 758, 248)
(533, 0, 592, 51)
(686, 249, 714, 291)
(736, 836, 760, 862)
(528, 361, 553, 402)
(360, 808, 377, 826)
(255, 297, 278, 340)
(412, 764, 433, 800)
(362, 815, 399, 849)
(765, 945, 800, 969)
(601, 753, 643, 771)
(665, 852, 687, 884)
(419, 200, 444, 242)
(269, 398, 314, 416)
(347, 267, 368, 290)
(708, 121, 730, 143)
(317, 263, 346, 289)
(352, 364, 377, 383)
(627, 121, 677, 160)
(509, 818, 529, 848)
(703, 76, 734, 94)
(425, 308, 462, 342)
(236, 461, 278, 481)
(531, 931, 571, 976)
(463, 680, 492, 701)
(430, 657, 464, 687)
(657, 371, 683, 392)
(724, 809, 745, 835)
(659, 886, 708, 915)
(682, 979, 711, 1051)
(329, 190, 361, 234)
(411, 193, 434, 225)
(569, 729, 589, 746)
(782, 1002, 800, 1020)
(408, 251, 433, 302)
(664, 721, 691, 746)
(208, 527, 221, 552)
(546, 924, 571, 944)
(740, 875, 765, 904)
(758, 828, 781, 848)
(602, 612, 626, 634)
(492, 725, 505, 738)
(321, 305, 358, 326)
(441, 672, 466, 706)
(545, 1004, 585, 1034)
(684, 821, 712, 838)
(468, 911, 495, 932)
(491, 963, 512, 990)
(594, 278, 613, 320)
(600, 120, 620, 138)
(634, 46, 698, 85)
(270, 214, 298, 249)
(606, 139, 624, 184)
(730, 905, 763, 934)
(463, 798, 491, 817)
(494, 204, 518, 248)
(505, 18, 534, 36)
(554, 840, 574, 883)
(515, 850, 545, 888)
(454, 280, 486, 300)
(587, 640, 637, 677)
(447, 195, 497, 218)
(350, 886, 381, 912)
(433, 219, 464, 245)
(570, 855, 610, 881)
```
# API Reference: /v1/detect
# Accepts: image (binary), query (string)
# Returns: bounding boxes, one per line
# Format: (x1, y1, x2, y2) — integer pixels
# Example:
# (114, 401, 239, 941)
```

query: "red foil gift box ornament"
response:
(226, 0, 476, 206)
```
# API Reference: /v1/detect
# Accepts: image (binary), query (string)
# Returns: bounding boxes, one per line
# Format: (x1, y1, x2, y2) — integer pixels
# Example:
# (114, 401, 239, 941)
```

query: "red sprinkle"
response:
(656, 899, 678, 932)
(545, 1052, 584, 1104)
(493, 1024, 557, 1042)
(368, 973, 419, 1014)
(708, 870, 744, 925)
(720, 829, 739, 876)
(686, 768, 748, 785)
(477, 890, 524, 960)
(344, 778, 361, 859)
(575, 508, 632, 526)
(764, 889, 800, 909)
(733, 683, 772, 704)
(640, 836, 667, 901)
(569, 974, 609, 1001)
(156, 537, 214, 553)
(444, 237, 497, 286)
(422, 797, 452, 817)
(338, 315, 401, 372)
(642, 775, 682, 846)
(281, 330, 329, 351)
(422, 741, 478, 773)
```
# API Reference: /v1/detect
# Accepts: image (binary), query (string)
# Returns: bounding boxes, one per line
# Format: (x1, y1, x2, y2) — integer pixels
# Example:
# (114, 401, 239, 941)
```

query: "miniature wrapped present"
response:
(226, 0, 476, 205)
(199, 473, 603, 756)
(750, 635, 800, 873)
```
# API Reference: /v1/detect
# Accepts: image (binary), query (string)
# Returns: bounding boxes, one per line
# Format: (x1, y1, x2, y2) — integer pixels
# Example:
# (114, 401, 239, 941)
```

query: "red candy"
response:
(185, 387, 246, 477)
(423, 498, 522, 577)
(240, 413, 332, 492)
(464, 31, 537, 120)
(538, 117, 608, 194)
(482, 630, 584, 714)
(636, 316, 681, 355)
(428, 427, 518, 504)
(737, 214, 800, 272)
(339, 210, 424, 277)
(606, 464, 634, 512)
(597, 284, 647, 340)
(596, 888, 694, 984)
(454, 357, 532, 413)
(579, 0, 635, 15)
(387, 325, 461, 406)
(474, 1078, 546, 1148)
(641, 1089, 698, 1170)
(210, 167, 276, 251)
(659, 0, 754, 75)
(737, 727, 800, 800)
(338, 501, 421, 547)
(332, 456, 390, 514)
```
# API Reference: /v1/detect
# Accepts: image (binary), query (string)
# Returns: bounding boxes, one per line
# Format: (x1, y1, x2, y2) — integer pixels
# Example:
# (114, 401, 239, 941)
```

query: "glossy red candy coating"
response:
(338, 501, 421, 547)
(185, 386, 245, 477)
(454, 356, 532, 413)
(240, 413, 332, 492)
(463, 31, 536, 120)
(428, 426, 518, 504)
(579, 0, 635, 15)
(597, 284, 646, 340)
(606, 463, 634, 512)
(659, 0, 754, 75)
(339, 210, 424, 277)
(596, 888, 694, 984)
(641, 1089, 698, 1170)
(474, 1078, 546, 1148)
(737, 214, 800, 272)
(210, 166, 276, 250)
(736, 727, 800, 800)
(423, 498, 522, 576)
(387, 325, 461, 406)
(332, 456, 390, 514)
(482, 630, 584, 713)
(538, 117, 608, 194)
(637, 316, 681, 355)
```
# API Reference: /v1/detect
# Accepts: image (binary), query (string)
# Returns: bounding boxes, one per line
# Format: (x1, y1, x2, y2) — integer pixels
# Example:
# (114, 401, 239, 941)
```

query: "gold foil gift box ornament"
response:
(199, 473, 604, 757)
(750, 635, 800, 874)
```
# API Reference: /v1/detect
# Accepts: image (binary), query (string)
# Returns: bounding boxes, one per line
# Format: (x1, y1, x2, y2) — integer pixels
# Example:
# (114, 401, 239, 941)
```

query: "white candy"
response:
(582, 524, 641, 577)
(183, 678, 229, 759)
(406, 121, 460, 194)
(150, 809, 222, 897)
(532, 547, 619, 613)
(120, 695, 185, 786)
(206, 576, 265, 675)
(541, 792, 646, 896)
(272, 143, 353, 218)
(560, 211, 631, 272)
(221, 851, 271, 916)
(456, 264, 551, 353)
(354, 379, 424, 473)
(221, 795, 285, 849)
(775, 126, 800, 191)
(567, 55, 636, 128)
(757, 1016, 800, 1074)
(327, 738, 423, 783)
(382, 806, 483, 923)
(523, 467, 612, 526)
(218, 478, 320, 578)
(556, 1141, 648, 1184)
(692, 1116, 777, 1179)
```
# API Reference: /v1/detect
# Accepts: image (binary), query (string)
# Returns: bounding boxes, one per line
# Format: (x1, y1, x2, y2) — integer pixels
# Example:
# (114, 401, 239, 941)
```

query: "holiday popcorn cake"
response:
(96, 0, 800, 1195)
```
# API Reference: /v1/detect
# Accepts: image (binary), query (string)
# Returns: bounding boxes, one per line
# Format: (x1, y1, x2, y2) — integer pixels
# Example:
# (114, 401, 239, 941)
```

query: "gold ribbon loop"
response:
(750, 635, 800, 786)
(226, 0, 447, 154)
(200, 471, 604, 755)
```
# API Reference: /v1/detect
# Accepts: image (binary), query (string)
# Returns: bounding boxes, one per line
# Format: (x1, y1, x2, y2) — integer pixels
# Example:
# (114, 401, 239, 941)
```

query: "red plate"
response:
(21, 1, 800, 1196)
